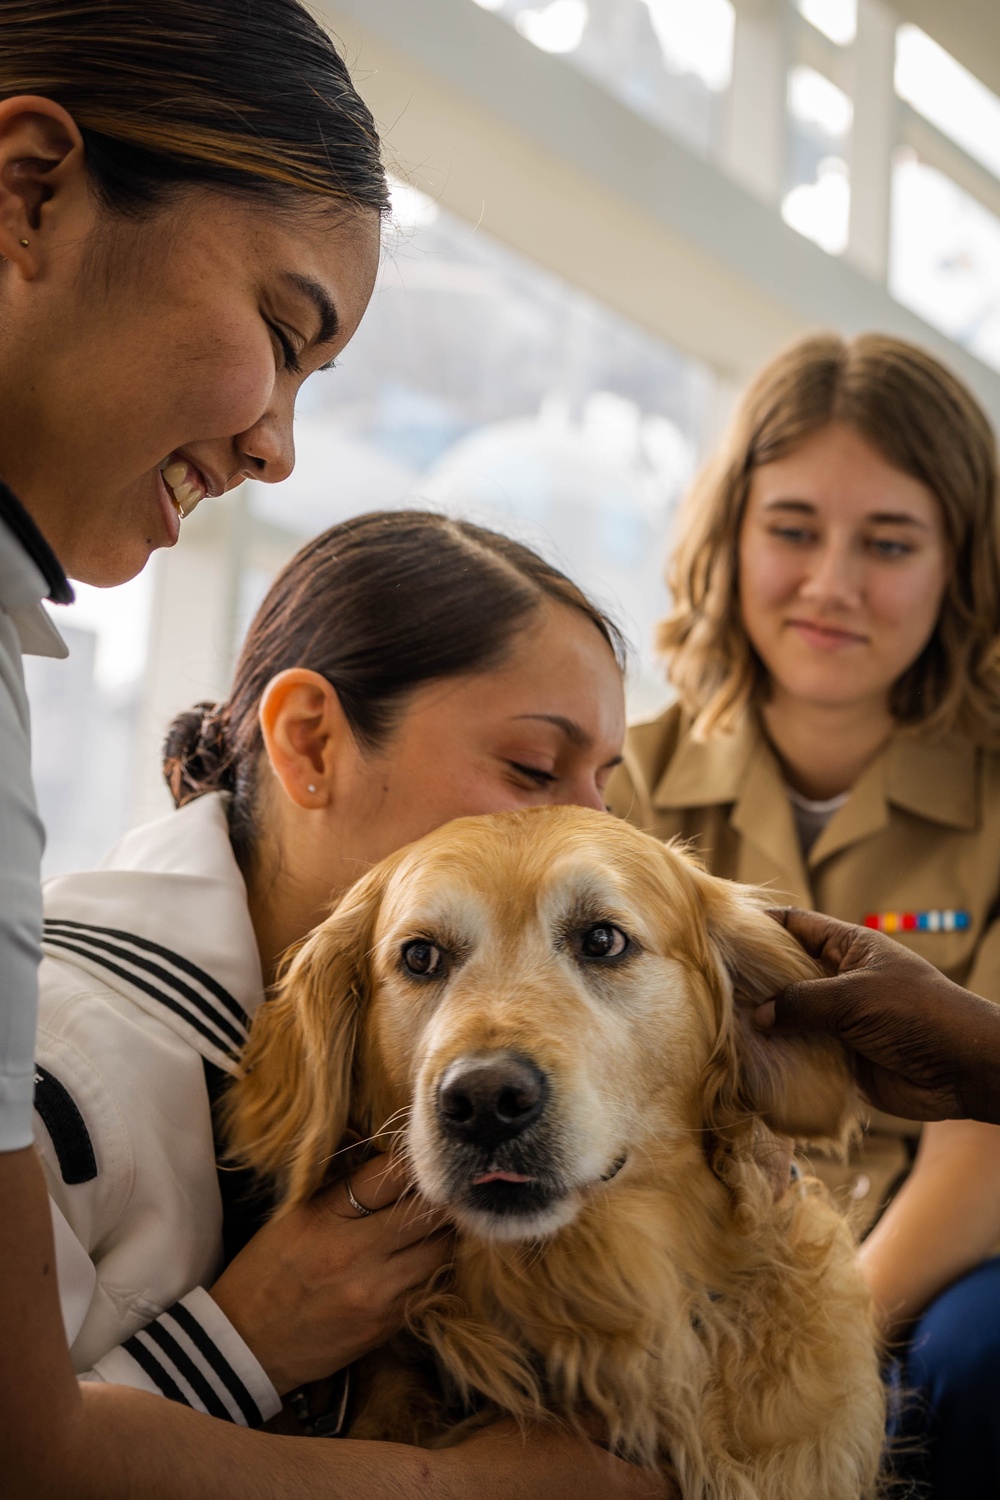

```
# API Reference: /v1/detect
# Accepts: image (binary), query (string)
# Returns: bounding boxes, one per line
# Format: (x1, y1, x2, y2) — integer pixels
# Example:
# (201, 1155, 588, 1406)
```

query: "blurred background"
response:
(27, 0, 1000, 873)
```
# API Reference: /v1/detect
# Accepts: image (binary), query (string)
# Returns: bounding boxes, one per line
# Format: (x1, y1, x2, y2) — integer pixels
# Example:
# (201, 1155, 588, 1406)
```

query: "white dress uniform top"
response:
(35, 792, 282, 1426)
(0, 481, 70, 1152)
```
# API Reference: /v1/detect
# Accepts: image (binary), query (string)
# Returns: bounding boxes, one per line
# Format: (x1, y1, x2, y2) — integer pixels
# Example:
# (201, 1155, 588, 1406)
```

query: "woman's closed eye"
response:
(508, 761, 557, 788)
(265, 317, 303, 375)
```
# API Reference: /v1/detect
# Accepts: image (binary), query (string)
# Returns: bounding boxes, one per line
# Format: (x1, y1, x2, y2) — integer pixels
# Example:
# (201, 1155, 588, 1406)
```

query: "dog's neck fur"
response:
(402, 1132, 817, 1475)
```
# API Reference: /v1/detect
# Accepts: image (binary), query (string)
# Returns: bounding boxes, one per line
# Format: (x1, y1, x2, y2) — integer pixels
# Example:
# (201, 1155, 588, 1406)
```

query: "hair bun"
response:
(162, 701, 233, 808)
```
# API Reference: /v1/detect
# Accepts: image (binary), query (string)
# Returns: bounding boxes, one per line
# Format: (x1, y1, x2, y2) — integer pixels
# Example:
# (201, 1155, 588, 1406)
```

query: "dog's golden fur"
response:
(227, 807, 884, 1497)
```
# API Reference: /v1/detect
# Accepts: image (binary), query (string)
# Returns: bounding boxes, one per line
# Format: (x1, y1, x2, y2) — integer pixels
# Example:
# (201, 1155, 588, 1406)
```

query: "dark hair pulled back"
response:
(163, 511, 624, 863)
(0, 0, 388, 216)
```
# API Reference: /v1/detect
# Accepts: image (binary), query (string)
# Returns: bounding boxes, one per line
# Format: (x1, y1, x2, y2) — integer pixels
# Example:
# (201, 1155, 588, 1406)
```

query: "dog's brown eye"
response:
(579, 924, 629, 960)
(402, 940, 445, 977)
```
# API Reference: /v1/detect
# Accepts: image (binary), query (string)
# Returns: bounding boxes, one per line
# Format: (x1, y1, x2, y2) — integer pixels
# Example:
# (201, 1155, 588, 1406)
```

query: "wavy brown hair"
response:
(661, 332, 1000, 741)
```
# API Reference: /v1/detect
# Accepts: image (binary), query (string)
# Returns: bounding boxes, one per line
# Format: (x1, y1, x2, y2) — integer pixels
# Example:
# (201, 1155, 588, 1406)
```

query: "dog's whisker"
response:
(376, 1105, 412, 1129)
(406, 1204, 451, 1234)
(320, 1132, 385, 1164)
(327, 1108, 415, 1163)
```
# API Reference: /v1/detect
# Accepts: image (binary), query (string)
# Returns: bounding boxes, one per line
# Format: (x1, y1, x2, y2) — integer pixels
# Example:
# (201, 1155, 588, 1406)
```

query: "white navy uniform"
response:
(0, 481, 71, 1153)
(35, 792, 282, 1426)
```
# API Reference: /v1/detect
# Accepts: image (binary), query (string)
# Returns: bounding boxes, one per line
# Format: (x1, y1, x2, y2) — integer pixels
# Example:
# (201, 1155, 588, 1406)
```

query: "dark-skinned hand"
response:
(754, 907, 1000, 1124)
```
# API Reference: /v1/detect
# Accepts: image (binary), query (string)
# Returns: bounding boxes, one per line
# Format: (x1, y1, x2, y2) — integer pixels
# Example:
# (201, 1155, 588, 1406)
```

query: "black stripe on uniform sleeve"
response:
(142, 1320, 234, 1423)
(121, 1333, 188, 1406)
(167, 1300, 263, 1427)
(33, 1065, 97, 1184)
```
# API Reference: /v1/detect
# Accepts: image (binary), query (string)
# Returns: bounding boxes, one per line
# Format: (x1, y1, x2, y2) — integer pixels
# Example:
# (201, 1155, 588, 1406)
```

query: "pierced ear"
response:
(0, 99, 87, 262)
(224, 862, 391, 1209)
(695, 871, 857, 1148)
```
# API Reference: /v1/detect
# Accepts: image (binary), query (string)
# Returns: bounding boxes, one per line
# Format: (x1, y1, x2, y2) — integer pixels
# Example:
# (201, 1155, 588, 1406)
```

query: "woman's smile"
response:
(786, 617, 870, 652)
(154, 464, 181, 546)
(159, 455, 214, 522)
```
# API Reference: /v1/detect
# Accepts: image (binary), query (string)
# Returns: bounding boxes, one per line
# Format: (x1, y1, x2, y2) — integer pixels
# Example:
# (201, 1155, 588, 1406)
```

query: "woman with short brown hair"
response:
(661, 331, 1000, 744)
(609, 330, 1000, 1495)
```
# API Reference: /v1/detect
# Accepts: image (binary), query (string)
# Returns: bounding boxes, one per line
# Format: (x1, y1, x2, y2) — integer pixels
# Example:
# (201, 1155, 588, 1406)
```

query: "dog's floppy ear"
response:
(694, 868, 856, 1146)
(224, 860, 392, 1209)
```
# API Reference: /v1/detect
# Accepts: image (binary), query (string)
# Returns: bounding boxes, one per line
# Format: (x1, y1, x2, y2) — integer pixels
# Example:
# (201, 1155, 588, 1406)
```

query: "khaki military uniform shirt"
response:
(607, 702, 1000, 1230)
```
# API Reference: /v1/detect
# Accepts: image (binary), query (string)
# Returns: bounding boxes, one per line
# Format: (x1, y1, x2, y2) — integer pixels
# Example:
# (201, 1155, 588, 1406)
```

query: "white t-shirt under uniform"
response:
(785, 783, 850, 858)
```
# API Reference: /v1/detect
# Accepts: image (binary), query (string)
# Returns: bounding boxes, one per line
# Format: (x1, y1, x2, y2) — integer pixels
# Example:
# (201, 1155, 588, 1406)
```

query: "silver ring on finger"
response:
(345, 1175, 375, 1217)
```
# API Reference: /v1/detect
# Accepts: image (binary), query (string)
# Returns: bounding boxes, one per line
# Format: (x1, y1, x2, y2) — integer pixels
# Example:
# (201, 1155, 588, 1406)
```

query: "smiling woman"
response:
(0, 6, 662, 1500)
(0, 0, 386, 586)
(737, 421, 950, 791)
(607, 330, 1000, 1494)
(656, 334, 1000, 745)
(609, 330, 1000, 1101)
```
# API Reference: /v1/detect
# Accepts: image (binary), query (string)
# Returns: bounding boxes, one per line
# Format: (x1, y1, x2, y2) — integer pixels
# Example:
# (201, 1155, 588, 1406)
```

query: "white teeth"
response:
(160, 459, 204, 520)
(172, 485, 201, 519)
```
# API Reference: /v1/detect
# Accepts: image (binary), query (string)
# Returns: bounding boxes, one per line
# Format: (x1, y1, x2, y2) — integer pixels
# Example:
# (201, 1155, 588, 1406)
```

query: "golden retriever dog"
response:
(227, 807, 884, 1498)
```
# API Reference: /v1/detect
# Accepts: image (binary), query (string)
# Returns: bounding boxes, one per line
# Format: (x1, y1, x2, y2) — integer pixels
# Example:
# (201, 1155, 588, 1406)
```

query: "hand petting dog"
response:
(757, 907, 1000, 1124)
(211, 1153, 451, 1395)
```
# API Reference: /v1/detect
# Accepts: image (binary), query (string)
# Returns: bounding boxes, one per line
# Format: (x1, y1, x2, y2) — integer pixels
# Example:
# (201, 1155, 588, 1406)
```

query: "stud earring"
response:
(19, 239, 28, 248)
(307, 784, 317, 793)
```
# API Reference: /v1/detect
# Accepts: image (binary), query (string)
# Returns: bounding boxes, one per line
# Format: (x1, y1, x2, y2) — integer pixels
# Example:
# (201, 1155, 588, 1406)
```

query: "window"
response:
(890, 149, 1000, 378)
(796, 0, 856, 49)
(895, 25, 1000, 186)
(245, 187, 713, 708)
(469, 0, 735, 157)
(513, 0, 588, 53)
(782, 64, 852, 255)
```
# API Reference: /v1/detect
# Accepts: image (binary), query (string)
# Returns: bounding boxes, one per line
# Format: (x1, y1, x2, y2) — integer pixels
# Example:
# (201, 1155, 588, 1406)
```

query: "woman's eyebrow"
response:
(282, 272, 340, 346)
(763, 497, 929, 528)
(509, 714, 623, 769)
(511, 713, 589, 747)
(867, 511, 931, 529)
(762, 498, 816, 514)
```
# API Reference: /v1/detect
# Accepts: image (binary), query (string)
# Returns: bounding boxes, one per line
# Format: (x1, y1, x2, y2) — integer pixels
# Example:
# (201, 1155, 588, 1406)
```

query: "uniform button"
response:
(850, 1174, 871, 1201)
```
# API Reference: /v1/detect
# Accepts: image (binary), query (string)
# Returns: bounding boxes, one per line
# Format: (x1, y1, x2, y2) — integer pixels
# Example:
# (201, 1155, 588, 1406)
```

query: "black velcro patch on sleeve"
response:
(34, 1065, 98, 1184)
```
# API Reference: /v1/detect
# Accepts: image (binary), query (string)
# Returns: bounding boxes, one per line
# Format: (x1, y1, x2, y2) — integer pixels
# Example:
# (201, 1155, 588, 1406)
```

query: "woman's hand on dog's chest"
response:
(210, 1153, 452, 1395)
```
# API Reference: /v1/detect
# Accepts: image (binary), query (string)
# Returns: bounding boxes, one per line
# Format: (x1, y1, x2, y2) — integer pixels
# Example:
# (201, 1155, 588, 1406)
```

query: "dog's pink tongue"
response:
(472, 1170, 535, 1185)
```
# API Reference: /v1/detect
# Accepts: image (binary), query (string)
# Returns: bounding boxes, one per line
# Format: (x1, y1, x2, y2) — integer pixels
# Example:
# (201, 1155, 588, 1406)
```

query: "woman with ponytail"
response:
(31, 511, 666, 1498)
(0, 3, 659, 1496)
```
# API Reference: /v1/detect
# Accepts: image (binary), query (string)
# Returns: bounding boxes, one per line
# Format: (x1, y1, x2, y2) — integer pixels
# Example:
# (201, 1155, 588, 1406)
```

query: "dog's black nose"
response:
(437, 1055, 547, 1146)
